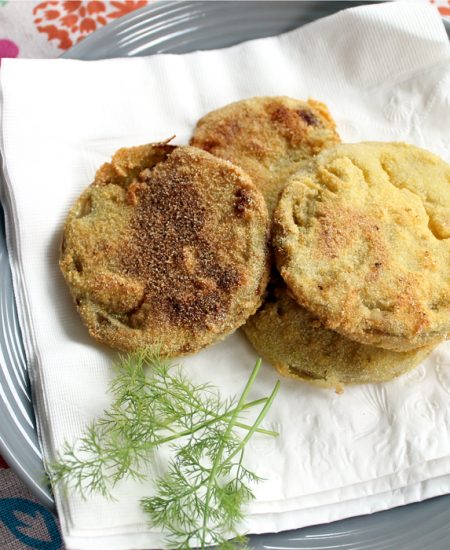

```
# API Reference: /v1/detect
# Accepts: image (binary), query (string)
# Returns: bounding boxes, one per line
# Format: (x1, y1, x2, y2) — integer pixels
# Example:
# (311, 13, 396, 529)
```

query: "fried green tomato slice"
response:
(60, 143, 270, 355)
(190, 96, 340, 217)
(273, 142, 450, 352)
(243, 280, 434, 389)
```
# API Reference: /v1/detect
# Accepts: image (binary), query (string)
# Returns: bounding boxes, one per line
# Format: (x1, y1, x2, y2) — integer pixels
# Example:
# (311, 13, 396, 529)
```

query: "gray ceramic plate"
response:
(1, 1, 450, 548)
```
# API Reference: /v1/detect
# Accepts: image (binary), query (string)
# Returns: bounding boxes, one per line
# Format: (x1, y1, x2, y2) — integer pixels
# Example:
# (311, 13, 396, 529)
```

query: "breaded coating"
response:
(243, 280, 433, 389)
(273, 142, 450, 352)
(190, 96, 340, 217)
(60, 143, 270, 355)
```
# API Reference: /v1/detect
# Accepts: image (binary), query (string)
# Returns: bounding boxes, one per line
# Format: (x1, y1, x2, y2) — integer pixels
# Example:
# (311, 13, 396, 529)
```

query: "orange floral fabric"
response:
(431, 0, 450, 16)
(33, 1, 148, 50)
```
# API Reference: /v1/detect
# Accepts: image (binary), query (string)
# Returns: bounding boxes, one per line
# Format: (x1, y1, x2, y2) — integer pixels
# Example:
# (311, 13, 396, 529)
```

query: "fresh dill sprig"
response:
(48, 350, 280, 548)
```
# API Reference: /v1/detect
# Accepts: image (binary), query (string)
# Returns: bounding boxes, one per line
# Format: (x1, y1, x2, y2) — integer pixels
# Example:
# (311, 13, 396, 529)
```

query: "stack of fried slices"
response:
(60, 97, 450, 388)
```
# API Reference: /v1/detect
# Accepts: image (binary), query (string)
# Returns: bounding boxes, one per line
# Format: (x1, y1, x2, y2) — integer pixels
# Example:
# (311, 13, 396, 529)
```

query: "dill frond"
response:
(48, 350, 280, 548)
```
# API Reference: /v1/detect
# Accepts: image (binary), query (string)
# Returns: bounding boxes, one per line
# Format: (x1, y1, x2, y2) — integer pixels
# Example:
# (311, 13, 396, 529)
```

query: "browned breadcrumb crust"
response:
(60, 143, 270, 355)
(190, 96, 340, 217)
(273, 142, 450, 352)
(243, 278, 434, 389)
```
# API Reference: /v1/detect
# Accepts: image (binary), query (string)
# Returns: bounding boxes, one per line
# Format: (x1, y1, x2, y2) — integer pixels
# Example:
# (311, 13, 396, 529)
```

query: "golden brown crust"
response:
(273, 142, 450, 351)
(243, 279, 434, 389)
(190, 96, 340, 216)
(60, 143, 270, 355)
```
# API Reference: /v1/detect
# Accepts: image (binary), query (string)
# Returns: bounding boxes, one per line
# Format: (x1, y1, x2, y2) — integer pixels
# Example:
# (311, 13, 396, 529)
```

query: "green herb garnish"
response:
(49, 350, 280, 548)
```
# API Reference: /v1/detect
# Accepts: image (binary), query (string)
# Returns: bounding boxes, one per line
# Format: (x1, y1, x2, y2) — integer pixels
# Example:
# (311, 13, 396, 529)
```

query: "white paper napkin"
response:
(1, 3, 450, 549)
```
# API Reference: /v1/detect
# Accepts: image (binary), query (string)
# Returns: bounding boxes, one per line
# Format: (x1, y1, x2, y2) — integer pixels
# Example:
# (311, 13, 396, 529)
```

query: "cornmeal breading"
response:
(60, 143, 270, 355)
(243, 279, 433, 389)
(190, 96, 340, 217)
(273, 142, 450, 352)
